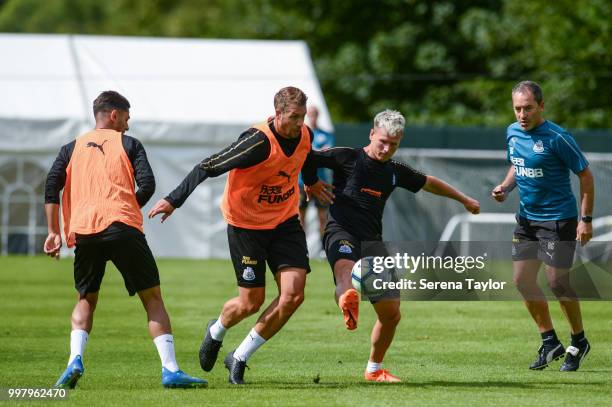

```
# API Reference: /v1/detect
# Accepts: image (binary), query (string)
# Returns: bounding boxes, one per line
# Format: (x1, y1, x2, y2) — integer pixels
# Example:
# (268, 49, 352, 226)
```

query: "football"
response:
(351, 257, 377, 295)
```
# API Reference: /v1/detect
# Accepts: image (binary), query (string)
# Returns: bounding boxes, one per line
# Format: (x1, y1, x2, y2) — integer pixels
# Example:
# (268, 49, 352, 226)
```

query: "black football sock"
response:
(571, 330, 586, 347)
(541, 329, 560, 345)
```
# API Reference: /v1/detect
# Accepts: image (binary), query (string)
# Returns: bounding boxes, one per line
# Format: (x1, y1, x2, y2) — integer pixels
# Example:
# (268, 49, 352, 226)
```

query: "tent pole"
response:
(68, 35, 91, 127)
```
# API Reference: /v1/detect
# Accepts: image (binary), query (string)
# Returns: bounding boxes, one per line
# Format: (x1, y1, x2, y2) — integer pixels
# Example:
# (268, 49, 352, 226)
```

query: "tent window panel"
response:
(0, 162, 17, 185)
(34, 234, 46, 254)
(8, 233, 28, 254)
(8, 192, 31, 226)
(35, 203, 46, 226)
(23, 162, 47, 194)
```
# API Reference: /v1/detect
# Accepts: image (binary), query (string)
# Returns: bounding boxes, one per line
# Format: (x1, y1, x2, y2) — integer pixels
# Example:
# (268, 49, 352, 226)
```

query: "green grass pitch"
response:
(1, 256, 610, 406)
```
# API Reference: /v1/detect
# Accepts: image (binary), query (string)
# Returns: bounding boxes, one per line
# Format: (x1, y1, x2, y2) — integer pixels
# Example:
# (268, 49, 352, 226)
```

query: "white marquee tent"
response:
(0, 33, 333, 258)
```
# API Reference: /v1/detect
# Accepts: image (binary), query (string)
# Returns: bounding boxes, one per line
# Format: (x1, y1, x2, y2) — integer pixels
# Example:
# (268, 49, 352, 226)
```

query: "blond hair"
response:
(373, 109, 405, 137)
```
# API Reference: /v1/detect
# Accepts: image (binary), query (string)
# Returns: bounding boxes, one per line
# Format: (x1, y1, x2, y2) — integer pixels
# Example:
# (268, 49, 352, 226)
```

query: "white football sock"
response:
(366, 360, 382, 373)
(153, 334, 180, 373)
(68, 329, 88, 366)
(210, 316, 227, 341)
(234, 328, 266, 362)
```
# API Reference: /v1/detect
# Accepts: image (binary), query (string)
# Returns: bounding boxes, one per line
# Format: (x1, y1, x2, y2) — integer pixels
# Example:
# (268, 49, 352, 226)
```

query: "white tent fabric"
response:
(0, 33, 332, 258)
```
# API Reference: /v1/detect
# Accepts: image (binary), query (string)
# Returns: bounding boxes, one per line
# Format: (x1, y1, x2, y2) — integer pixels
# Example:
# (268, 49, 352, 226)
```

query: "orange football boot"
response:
(338, 288, 359, 330)
(364, 369, 401, 383)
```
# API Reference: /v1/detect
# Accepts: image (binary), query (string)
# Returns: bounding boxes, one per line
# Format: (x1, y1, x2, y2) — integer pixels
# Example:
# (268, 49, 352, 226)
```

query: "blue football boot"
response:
(161, 368, 208, 388)
(54, 355, 84, 389)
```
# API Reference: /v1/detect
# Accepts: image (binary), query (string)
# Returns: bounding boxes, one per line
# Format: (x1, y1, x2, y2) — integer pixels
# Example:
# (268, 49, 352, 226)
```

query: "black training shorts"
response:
(227, 215, 310, 288)
(74, 232, 160, 296)
(324, 221, 361, 270)
(512, 215, 578, 268)
(324, 221, 398, 302)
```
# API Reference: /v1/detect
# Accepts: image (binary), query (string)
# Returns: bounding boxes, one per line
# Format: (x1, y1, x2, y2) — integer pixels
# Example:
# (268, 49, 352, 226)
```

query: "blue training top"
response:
(506, 120, 589, 221)
(299, 127, 335, 186)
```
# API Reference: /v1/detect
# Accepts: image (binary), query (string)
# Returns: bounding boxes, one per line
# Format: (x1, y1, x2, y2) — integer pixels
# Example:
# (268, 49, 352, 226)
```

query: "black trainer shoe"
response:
(224, 350, 247, 385)
(529, 342, 565, 370)
(560, 341, 590, 371)
(199, 319, 223, 372)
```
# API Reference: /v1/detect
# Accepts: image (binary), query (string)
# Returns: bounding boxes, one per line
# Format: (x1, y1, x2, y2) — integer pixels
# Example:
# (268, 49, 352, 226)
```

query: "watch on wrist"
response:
(581, 216, 592, 223)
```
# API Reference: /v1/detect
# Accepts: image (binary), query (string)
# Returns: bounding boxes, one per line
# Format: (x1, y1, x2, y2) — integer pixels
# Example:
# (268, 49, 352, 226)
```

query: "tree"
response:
(1, 0, 610, 127)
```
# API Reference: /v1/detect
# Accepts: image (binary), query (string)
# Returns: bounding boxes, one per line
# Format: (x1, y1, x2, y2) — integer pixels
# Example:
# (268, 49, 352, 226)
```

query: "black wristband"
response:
(581, 216, 592, 223)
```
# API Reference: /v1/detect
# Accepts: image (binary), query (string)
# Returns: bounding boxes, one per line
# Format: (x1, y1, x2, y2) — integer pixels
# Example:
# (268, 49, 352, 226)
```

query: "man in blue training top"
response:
(492, 81, 594, 372)
(298, 106, 335, 256)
